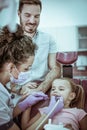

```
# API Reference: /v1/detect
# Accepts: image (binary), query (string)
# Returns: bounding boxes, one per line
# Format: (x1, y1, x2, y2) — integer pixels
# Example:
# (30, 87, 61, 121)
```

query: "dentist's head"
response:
(0, 24, 36, 85)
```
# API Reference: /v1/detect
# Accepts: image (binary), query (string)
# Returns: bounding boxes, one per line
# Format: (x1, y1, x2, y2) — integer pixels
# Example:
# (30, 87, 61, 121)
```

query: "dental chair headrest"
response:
(56, 52, 78, 65)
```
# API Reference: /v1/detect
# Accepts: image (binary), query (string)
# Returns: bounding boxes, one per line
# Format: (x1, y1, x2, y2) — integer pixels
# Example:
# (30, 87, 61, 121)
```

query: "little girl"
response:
(24, 78, 87, 130)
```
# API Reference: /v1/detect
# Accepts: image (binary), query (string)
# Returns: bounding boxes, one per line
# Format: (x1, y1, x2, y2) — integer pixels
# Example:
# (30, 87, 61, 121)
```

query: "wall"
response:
(40, 26, 78, 52)
(73, 51, 87, 79)
(40, 0, 87, 27)
(39, 0, 87, 52)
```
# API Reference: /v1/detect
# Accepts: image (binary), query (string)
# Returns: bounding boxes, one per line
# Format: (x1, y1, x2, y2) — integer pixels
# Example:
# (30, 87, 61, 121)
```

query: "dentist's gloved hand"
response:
(41, 96, 64, 118)
(18, 91, 48, 111)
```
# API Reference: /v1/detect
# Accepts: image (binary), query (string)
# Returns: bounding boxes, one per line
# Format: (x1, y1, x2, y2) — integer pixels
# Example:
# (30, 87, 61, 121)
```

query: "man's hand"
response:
(24, 82, 38, 89)
(20, 82, 39, 94)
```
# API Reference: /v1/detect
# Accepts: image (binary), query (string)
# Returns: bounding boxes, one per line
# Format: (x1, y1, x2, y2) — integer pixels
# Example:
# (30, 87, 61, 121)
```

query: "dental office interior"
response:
(0, 0, 87, 80)
(0, 0, 87, 129)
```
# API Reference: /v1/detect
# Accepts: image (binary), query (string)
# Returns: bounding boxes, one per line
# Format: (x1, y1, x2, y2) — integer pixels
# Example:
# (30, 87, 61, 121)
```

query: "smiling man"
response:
(18, 0, 61, 93)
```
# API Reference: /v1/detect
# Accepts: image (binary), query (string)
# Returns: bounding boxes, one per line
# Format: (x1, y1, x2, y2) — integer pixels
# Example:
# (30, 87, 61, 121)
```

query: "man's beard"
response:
(21, 23, 37, 34)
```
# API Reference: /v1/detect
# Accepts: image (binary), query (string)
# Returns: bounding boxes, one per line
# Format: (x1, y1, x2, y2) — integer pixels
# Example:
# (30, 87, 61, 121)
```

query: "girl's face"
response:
(16, 56, 34, 72)
(51, 79, 75, 106)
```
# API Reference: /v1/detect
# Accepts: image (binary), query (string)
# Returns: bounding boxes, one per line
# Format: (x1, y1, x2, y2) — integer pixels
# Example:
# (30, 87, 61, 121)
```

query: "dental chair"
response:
(30, 52, 87, 130)
(56, 52, 78, 78)
(37, 52, 87, 129)
(56, 52, 87, 112)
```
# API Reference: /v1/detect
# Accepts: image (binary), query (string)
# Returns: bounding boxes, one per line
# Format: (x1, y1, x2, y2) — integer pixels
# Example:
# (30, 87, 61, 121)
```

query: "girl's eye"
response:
(59, 88, 64, 91)
(24, 68, 28, 71)
(51, 88, 55, 91)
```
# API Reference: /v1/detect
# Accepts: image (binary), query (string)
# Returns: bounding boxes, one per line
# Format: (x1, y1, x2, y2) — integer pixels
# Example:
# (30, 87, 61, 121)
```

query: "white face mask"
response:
(10, 71, 29, 85)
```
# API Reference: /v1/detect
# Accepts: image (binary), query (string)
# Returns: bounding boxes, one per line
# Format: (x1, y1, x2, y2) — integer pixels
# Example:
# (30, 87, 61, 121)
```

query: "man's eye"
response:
(24, 14, 30, 17)
(35, 15, 40, 18)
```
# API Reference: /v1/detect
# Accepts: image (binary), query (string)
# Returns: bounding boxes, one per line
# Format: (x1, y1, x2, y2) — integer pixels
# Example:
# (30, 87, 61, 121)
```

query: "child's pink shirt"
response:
(39, 107, 87, 130)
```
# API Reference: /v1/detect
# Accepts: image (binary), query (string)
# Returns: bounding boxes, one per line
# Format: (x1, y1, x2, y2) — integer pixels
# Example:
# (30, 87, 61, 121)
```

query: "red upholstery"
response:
(73, 78, 81, 84)
(56, 52, 78, 65)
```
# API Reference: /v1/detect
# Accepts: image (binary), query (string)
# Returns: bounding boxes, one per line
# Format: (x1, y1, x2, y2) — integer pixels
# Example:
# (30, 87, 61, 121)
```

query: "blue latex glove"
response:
(18, 91, 48, 111)
(41, 96, 64, 118)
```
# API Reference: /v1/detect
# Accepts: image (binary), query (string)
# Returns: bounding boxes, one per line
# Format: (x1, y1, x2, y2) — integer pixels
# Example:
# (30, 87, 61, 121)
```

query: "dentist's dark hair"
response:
(0, 24, 36, 69)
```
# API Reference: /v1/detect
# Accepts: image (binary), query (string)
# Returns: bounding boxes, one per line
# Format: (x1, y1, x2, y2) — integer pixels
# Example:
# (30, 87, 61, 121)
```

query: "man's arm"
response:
(37, 53, 61, 93)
